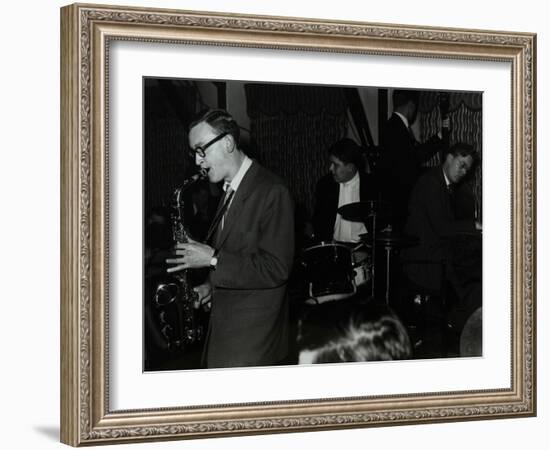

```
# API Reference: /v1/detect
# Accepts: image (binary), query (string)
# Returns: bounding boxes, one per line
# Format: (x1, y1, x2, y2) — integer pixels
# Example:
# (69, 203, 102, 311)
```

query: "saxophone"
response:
(152, 169, 208, 351)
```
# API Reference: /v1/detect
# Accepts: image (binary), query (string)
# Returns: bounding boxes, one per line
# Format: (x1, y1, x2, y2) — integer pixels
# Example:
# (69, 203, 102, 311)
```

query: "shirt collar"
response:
(225, 155, 252, 192)
(339, 170, 360, 187)
(395, 111, 409, 129)
(442, 168, 451, 187)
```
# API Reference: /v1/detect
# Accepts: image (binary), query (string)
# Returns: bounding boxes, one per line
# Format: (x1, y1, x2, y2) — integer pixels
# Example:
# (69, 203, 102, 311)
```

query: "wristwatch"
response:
(209, 249, 219, 270)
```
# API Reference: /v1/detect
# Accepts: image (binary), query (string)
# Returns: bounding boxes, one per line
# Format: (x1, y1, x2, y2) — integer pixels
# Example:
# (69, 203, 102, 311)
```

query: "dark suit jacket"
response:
(205, 161, 295, 368)
(312, 172, 376, 243)
(402, 167, 475, 291)
(379, 113, 444, 230)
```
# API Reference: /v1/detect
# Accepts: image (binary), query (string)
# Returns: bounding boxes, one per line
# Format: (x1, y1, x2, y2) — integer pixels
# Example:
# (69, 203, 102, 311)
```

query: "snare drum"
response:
(302, 242, 356, 304)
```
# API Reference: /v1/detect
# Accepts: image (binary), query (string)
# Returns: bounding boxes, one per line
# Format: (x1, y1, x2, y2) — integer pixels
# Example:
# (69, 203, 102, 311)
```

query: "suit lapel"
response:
(334, 183, 340, 221)
(331, 178, 339, 211)
(392, 113, 415, 146)
(215, 161, 260, 249)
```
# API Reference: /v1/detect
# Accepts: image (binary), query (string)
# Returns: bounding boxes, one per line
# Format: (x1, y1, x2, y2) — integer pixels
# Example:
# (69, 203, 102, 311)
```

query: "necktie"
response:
(204, 186, 234, 245)
(220, 185, 234, 231)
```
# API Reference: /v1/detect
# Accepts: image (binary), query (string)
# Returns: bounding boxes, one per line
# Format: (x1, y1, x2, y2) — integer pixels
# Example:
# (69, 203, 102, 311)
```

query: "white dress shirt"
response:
(394, 111, 409, 129)
(333, 171, 367, 243)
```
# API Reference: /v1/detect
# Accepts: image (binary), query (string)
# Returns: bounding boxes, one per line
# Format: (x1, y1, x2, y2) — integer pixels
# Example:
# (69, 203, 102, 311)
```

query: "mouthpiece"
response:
(188, 173, 201, 183)
(176, 169, 209, 197)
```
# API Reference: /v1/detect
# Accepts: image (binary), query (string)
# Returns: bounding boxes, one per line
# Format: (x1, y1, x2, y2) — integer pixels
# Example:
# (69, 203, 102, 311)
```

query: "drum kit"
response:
(302, 200, 417, 305)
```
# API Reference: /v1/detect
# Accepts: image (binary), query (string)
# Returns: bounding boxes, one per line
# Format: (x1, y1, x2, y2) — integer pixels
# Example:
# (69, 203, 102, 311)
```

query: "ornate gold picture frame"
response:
(60, 3, 536, 446)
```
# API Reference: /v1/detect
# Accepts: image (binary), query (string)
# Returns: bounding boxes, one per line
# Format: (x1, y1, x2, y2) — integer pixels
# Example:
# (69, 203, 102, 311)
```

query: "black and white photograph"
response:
(143, 79, 483, 371)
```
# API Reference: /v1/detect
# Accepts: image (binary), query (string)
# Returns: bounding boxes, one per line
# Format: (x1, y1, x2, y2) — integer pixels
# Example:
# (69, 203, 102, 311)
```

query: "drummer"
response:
(311, 138, 376, 244)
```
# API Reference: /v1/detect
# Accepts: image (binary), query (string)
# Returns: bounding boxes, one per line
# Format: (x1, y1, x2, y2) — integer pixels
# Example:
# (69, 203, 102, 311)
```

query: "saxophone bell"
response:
(154, 283, 179, 306)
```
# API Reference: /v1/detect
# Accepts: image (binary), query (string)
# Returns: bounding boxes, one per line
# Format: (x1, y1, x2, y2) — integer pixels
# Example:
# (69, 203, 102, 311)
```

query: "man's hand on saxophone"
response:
(166, 237, 215, 273)
(193, 282, 212, 310)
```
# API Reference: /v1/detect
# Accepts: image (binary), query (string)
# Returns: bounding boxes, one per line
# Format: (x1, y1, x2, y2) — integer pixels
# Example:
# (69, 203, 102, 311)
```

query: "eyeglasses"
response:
(188, 132, 229, 159)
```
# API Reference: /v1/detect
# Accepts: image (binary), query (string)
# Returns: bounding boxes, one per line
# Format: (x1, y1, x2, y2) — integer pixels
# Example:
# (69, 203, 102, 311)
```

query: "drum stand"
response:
(369, 212, 377, 300)
(382, 240, 393, 305)
(338, 200, 418, 306)
(366, 212, 395, 305)
(375, 230, 419, 306)
(338, 200, 394, 304)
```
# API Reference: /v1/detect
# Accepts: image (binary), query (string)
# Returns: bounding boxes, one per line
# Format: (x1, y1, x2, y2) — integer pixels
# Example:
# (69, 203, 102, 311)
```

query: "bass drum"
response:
(302, 242, 356, 304)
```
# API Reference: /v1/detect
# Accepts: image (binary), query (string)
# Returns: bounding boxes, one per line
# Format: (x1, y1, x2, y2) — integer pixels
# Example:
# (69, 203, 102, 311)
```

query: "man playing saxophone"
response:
(166, 109, 295, 369)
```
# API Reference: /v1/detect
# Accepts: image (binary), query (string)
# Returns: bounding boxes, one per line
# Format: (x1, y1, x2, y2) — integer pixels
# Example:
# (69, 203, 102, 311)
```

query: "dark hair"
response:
(298, 301, 412, 363)
(189, 109, 240, 146)
(392, 89, 419, 109)
(447, 142, 480, 165)
(328, 138, 365, 172)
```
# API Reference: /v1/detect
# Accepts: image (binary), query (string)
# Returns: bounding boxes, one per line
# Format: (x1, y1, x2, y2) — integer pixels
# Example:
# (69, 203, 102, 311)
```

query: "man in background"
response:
(402, 142, 481, 334)
(379, 89, 448, 230)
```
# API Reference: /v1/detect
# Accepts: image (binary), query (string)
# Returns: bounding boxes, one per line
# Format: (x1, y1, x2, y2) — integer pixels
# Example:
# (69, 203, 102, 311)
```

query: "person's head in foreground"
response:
(298, 300, 412, 364)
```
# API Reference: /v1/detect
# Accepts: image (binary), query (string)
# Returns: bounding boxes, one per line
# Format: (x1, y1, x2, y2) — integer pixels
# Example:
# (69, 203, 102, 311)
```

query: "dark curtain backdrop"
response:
(419, 91, 482, 163)
(144, 82, 198, 215)
(246, 84, 348, 219)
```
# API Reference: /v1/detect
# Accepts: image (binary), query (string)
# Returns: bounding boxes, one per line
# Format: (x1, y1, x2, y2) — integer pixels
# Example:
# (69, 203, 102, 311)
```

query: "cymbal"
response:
(337, 200, 388, 222)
